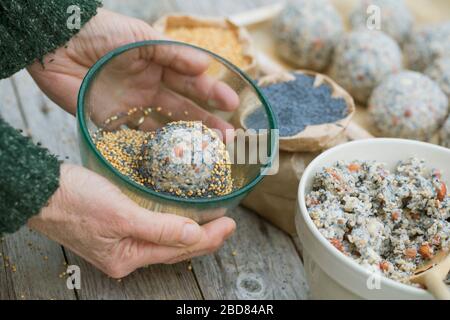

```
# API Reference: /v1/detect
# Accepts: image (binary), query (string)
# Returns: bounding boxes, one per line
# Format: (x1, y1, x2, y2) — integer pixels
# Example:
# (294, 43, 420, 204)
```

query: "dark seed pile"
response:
(244, 73, 348, 137)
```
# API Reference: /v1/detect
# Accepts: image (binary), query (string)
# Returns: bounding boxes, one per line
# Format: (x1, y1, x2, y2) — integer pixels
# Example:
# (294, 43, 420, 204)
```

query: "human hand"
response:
(28, 164, 236, 278)
(28, 9, 239, 134)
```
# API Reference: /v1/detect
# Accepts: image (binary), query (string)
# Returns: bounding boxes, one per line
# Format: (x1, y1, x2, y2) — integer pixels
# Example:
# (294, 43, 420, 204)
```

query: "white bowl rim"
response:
(298, 138, 450, 296)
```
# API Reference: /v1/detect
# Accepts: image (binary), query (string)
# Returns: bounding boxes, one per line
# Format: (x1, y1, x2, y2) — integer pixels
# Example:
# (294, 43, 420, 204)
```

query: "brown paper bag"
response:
(242, 151, 318, 234)
(153, 14, 258, 77)
(234, 70, 356, 152)
(241, 132, 349, 234)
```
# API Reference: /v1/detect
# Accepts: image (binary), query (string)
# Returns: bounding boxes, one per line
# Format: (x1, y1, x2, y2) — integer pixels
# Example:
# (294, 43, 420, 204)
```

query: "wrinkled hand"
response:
(28, 164, 236, 278)
(28, 8, 239, 133)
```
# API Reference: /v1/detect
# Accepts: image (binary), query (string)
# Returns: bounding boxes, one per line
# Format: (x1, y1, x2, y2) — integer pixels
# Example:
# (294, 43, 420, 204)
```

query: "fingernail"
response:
(181, 223, 201, 245)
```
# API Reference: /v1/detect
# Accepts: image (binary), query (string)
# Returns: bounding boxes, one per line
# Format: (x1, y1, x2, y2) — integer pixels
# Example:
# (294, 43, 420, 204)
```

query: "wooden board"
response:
(192, 207, 309, 300)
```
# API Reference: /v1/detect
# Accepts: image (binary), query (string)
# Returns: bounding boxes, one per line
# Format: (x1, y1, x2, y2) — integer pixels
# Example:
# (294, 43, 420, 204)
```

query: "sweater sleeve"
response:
(0, 118, 60, 234)
(0, 0, 102, 79)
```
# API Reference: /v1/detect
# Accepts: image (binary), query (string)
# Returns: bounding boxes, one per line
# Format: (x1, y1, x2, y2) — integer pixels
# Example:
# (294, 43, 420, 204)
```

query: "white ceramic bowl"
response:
(296, 138, 450, 300)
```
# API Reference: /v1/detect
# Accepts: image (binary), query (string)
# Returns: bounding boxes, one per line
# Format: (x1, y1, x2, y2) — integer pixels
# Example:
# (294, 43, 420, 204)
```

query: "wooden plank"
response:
(11, 70, 202, 300)
(66, 255, 202, 299)
(0, 237, 13, 300)
(191, 207, 310, 300)
(0, 78, 75, 300)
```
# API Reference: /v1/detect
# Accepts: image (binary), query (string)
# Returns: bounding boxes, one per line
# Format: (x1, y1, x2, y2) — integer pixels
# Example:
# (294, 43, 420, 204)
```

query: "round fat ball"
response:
(272, 0, 343, 71)
(404, 22, 450, 71)
(330, 30, 402, 104)
(368, 71, 448, 141)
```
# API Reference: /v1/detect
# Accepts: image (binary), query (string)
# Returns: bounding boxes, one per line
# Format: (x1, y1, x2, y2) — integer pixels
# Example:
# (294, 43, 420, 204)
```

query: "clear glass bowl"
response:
(77, 40, 277, 224)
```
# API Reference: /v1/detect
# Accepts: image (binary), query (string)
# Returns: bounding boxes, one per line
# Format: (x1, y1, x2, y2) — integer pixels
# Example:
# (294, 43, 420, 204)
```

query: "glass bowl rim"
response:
(77, 39, 278, 204)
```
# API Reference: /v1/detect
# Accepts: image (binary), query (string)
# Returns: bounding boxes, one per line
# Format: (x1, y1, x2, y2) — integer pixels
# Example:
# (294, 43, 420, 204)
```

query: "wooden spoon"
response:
(410, 249, 450, 300)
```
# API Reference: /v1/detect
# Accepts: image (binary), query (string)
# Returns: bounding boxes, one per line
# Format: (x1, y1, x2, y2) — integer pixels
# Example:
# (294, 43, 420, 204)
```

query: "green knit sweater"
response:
(0, 0, 101, 234)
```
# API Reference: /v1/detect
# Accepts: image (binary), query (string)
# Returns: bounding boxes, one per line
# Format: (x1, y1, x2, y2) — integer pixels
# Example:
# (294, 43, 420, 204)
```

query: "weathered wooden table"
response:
(0, 0, 309, 300)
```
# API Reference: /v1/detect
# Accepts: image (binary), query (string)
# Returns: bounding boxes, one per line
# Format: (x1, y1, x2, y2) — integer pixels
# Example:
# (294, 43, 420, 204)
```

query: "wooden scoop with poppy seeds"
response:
(410, 249, 450, 300)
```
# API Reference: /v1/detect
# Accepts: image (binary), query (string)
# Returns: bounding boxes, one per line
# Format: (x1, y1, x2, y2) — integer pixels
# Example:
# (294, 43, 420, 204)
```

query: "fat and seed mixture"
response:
(94, 120, 233, 198)
(306, 158, 450, 284)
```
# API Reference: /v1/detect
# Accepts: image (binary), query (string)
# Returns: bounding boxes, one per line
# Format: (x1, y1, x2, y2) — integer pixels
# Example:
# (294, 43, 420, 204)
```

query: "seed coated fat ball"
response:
(425, 57, 450, 102)
(349, 0, 414, 45)
(140, 121, 233, 198)
(368, 71, 449, 141)
(272, 0, 343, 71)
(404, 22, 450, 72)
(330, 30, 402, 104)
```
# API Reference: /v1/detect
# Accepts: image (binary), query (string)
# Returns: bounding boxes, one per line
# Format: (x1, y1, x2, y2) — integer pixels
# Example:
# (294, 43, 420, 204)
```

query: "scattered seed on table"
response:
(244, 73, 348, 137)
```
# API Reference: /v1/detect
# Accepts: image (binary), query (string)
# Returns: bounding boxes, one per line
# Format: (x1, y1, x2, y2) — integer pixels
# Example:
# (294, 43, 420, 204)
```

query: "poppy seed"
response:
(245, 73, 348, 137)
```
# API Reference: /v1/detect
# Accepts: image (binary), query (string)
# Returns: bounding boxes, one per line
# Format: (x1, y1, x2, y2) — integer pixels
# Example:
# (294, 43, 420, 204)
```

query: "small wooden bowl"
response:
(153, 14, 258, 77)
(235, 70, 355, 152)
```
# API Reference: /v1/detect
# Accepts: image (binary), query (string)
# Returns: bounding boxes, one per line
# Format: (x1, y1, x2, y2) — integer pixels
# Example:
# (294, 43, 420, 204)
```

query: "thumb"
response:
(124, 205, 204, 247)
